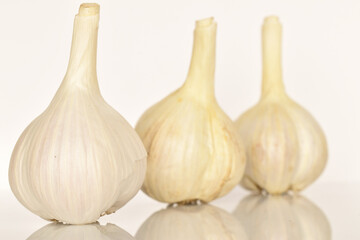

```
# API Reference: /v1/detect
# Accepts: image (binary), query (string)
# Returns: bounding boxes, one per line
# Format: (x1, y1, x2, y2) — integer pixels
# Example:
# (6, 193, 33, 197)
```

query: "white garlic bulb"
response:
(136, 204, 248, 240)
(8, 3, 146, 224)
(27, 223, 135, 240)
(233, 194, 331, 240)
(135, 18, 246, 203)
(235, 16, 327, 194)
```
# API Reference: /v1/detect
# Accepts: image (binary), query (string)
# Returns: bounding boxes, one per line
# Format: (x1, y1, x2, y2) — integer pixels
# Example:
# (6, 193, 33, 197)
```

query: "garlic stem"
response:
(261, 16, 286, 99)
(184, 17, 217, 102)
(78, 3, 100, 16)
(64, 3, 100, 92)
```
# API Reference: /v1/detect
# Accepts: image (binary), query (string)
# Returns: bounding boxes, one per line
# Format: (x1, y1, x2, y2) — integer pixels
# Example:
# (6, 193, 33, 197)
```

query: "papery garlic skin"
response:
(27, 223, 135, 240)
(136, 204, 248, 240)
(8, 3, 146, 224)
(233, 194, 331, 240)
(235, 16, 327, 194)
(135, 18, 246, 203)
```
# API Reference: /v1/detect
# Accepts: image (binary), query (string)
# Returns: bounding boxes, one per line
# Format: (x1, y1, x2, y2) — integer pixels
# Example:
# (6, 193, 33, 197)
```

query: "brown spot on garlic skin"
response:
(176, 199, 201, 205)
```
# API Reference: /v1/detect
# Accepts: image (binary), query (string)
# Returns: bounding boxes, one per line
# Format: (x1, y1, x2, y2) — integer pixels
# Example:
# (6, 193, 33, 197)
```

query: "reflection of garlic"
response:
(135, 17, 246, 204)
(235, 16, 327, 194)
(234, 194, 331, 240)
(27, 223, 135, 240)
(8, 4, 146, 224)
(136, 204, 247, 240)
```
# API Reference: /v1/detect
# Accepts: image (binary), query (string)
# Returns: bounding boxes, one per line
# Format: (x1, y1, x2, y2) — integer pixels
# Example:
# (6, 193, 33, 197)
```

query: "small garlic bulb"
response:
(27, 223, 135, 240)
(136, 204, 248, 240)
(8, 3, 146, 224)
(135, 18, 246, 203)
(233, 194, 331, 240)
(235, 16, 327, 194)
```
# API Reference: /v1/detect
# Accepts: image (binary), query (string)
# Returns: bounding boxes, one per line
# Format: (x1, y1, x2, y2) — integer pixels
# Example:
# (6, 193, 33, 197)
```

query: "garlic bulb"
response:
(135, 18, 246, 203)
(28, 223, 135, 240)
(235, 16, 327, 194)
(8, 3, 146, 224)
(136, 204, 248, 240)
(233, 194, 331, 240)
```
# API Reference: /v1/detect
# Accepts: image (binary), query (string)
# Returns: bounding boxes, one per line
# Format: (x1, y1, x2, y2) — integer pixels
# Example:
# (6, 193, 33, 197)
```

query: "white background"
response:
(0, 0, 359, 191)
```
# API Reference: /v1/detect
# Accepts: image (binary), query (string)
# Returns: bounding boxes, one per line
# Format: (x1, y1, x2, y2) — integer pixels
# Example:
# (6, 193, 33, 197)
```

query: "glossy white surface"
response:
(0, 182, 359, 239)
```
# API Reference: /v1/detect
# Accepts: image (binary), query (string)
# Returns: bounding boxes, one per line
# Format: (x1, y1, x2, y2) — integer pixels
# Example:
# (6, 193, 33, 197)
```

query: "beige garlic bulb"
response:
(27, 223, 135, 240)
(233, 194, 331, 240)
(235, 16, 327, 194)
(136, 204, 248, 240)
(8, 4, 146, 224)
(135, 18, 246, 203)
